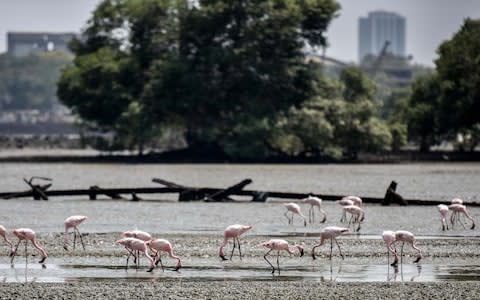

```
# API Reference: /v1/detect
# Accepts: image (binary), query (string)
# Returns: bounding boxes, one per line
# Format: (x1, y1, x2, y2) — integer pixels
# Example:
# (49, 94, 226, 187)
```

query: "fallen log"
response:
(89, 185, 126, 200)
(23, 177, 52, 200)
(203, 179, 252, 202)
(1, 182, 479, 206)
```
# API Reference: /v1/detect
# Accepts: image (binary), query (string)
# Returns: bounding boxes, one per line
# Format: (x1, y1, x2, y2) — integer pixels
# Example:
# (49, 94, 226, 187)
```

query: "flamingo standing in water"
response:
(437, 204, 449, 231)
(0, 225, 13, 254)
(218, 224, 252, 261)
(63, 215, 88, 251)
(343, 205, 364, 232)
(260, 239, 304, 274)
(338, 196, 362, 222)
(382, 230, 397, 265)
(122, 229, 153, 266)
(10, 228, 48, 264)
(116, 237, 155, 272)
(146, 239, 182, 271)
(449, 203, 475, 230)
(391, 230, 422, 266)
(302, 195, 327, 224)
(284, 203, 307, 226)
(311, 226, 349, 260)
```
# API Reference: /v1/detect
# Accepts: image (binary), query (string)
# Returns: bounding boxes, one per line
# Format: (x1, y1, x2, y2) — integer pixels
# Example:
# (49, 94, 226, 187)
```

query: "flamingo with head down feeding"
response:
(218, 224, 252, 261)
(260, 239, 304, 274)
(302, 195, 327, 224)
(284, 203, 307, 227)
(311, 226, 349, 260)
(116, 237, 155, 272)
(63, 215, 88, 251)
(146, 239, 182, 271)
(10, 228, 48, 264)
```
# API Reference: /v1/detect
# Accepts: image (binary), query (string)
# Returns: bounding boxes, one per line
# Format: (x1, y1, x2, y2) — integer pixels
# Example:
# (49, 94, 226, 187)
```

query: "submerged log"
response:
(203, 179, 253, 202)
(89, 185, 126, 200)
(23, 177, 52, 200)
(382, 181, 407, 205)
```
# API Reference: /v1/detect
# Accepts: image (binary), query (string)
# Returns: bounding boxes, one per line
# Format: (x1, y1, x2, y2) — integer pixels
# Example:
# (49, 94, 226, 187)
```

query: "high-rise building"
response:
(7, 32, 77, 57)
(358, 11, 406, 62)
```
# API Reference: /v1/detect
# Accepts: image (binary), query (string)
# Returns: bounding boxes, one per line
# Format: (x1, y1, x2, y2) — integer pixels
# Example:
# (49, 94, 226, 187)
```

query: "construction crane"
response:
(369, 40, 390, 77)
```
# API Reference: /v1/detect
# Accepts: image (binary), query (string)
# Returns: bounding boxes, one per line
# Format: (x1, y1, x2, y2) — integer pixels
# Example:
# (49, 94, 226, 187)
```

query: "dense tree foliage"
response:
(0, 53, 71, 111)
(404, 18, 480, 151)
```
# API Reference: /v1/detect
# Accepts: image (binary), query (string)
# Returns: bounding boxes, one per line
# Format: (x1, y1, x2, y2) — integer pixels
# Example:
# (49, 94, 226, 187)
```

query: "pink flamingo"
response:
(121, 229, 152, 241)
(63, 215, 88, 251)
(260, 239, 304, 274)
(116, 237, 155, 272)
(343, 195, 363, 206)
(146, 239, 182, 271)
(437, 204, 449, 231)
(343, 205, 365, 232)
(0, 225, 13, 255)
(284, 203, 307, 226)
(219, 224, 252, 261)
(391, 230, 422, 266)
(121, 229, 152, 266)
(10, 228, 48, 264)
(449, 204, 475, 229)
(302, 195, 327, 223)
(336, 198, 354, 222)
(382, 230, 397, 266)
(451, 198, 463, 204)
(311, 226, 349, 260)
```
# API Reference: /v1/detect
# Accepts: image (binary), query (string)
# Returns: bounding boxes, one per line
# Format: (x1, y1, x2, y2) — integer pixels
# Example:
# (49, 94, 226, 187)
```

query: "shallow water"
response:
(2, 262, 480, 283)
(1, 162, 480, 283)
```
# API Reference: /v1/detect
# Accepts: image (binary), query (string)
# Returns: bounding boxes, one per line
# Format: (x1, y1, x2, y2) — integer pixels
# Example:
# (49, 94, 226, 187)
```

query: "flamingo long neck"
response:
(31, 238, 48, 259)
(2, 234, 12, 247)
(219, 237, 229, 256)
(143, 248, 155, 267)
(166, 248, 181, 267)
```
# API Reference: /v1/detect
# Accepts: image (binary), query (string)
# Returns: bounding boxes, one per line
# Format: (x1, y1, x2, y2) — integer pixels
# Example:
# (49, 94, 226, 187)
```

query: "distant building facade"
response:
(358, 11, 406, 62)
(7, 32, 77, 56)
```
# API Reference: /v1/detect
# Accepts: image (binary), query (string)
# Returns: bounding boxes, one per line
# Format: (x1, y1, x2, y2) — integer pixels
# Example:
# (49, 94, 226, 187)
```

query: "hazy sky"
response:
(1, 0, 479, 66)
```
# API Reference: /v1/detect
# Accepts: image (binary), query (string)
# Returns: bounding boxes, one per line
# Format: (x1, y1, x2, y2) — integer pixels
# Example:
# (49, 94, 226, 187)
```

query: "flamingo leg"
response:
(73, 230, 77, 250)
(320, 209, 327, 223)
(10, 240, 21, 264)
(308, 207, 313, 224)
(24, 241, 28, 264)
(125, 247, 135, 270)
(334, 238, 344, 260)
(329, 237, 333, 260)
(284, 211, 291, 224)
(157, 252, 164, 271)
(75, 227, 85, 250)
(229, 238, 236, 260)
(400, 242, 404, 265)
(276, 251, 281, 275)
(237, 237, 242, 260)
(263, 249, 274, 274)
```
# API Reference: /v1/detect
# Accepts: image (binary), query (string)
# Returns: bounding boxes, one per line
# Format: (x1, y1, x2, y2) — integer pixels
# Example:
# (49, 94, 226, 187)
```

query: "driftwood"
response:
(152, 178, 253, 202)
(382, 181, 407, 205)
(23, 177, 52, 200)
(203, 179, 252, 202)
(89, 185, 126, 200)
(1, 178, 479, 207)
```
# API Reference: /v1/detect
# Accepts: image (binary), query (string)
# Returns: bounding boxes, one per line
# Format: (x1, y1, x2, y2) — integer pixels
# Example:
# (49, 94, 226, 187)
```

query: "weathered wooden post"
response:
(383, 180, 407, 205)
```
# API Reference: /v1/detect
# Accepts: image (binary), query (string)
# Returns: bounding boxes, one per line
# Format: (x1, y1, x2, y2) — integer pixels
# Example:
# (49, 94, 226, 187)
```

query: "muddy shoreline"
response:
(1, 281, 480, 299)
(2, 233, 480, 299)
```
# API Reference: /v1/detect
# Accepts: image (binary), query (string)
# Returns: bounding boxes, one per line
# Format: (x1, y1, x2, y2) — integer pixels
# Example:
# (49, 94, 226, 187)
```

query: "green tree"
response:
(57, 0, 183, 154)
(269, 67, 391, 160)
(143, 0, 340, 158)
(435, 18, 480, 151)
(404, 74, 442, 152)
